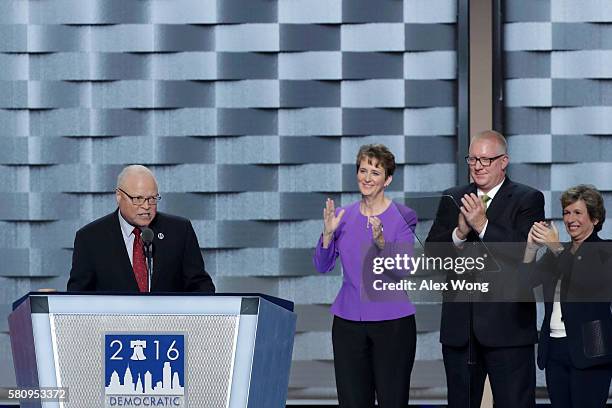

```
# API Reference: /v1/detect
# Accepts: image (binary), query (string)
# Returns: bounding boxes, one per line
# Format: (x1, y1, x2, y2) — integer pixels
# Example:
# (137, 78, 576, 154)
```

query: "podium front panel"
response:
(9, 294, 296, 408)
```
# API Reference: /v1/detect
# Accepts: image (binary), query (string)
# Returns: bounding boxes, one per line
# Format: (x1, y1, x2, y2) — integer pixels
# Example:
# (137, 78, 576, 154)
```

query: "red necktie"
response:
(132, 227, 148, 292)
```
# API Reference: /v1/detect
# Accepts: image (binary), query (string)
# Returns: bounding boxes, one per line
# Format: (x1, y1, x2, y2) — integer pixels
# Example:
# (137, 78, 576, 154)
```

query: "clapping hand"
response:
(460, 193, 488, 234)
(456, 212, 471, 240)
(530, 221, 561, 253)
(368, 216, 384, 249)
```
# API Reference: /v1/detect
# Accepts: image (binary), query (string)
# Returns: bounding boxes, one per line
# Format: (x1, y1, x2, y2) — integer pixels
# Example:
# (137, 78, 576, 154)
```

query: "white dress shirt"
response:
(550, 280, 567, 337)
(118, 211, 137, 267)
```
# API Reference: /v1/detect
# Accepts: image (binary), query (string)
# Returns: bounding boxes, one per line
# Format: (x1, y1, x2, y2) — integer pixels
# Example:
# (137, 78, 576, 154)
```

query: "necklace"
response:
(361, 201, 382, 229)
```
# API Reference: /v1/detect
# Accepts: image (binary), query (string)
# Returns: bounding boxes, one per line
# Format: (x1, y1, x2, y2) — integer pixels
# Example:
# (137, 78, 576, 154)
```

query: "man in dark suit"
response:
(68, 165, 215, 293)
(426, 131, 544, 408)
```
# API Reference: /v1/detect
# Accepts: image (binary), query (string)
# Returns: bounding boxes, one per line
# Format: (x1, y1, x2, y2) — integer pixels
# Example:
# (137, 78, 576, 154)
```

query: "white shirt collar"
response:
(118, 210, 136, 239)
(477, 178, 505, 200)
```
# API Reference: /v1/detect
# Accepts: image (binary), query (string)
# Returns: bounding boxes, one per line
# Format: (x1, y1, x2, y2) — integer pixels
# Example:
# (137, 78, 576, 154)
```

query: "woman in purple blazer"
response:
(313, 144, 417, 408)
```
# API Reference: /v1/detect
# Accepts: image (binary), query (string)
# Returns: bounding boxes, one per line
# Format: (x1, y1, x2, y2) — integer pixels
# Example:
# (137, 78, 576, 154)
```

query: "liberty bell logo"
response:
(130, 340, 147, 361)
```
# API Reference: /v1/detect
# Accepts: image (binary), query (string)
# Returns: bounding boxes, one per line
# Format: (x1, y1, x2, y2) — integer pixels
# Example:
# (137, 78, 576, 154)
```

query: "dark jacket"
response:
(527, 233, 612, 369)
(426, 178, 545, 347)
(67, 210, 215, 293)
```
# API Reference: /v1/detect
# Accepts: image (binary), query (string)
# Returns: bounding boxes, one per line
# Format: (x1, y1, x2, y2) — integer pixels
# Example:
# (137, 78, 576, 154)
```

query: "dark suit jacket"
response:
(426, 178, 545, 347)
(67, 210, 215, 293)
(527, 233, 612, 370)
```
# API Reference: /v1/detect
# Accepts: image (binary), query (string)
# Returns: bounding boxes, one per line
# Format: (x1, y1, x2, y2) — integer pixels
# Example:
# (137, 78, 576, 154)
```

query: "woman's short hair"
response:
(560, 184, 606, 232)
(355, 144, 396, 179)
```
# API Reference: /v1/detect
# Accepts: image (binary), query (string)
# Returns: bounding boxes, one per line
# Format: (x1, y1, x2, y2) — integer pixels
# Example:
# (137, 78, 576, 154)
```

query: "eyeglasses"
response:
(465, 154, 505, 167)
(117, 188, 161, 206)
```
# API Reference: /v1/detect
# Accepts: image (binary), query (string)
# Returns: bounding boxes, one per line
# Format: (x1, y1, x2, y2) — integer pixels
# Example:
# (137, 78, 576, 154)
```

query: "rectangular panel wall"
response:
(0, 0, 458, 400)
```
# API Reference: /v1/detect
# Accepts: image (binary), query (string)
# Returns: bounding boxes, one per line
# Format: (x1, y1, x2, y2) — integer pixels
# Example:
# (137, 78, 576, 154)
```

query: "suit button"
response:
(577, 256, 582, 261)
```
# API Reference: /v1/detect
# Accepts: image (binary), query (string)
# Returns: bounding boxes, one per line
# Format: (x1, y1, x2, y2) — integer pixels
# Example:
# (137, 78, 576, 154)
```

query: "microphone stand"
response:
(468, 299, 475, 408)
(144, 243, 153, 292)
(141, 227, 155, 292)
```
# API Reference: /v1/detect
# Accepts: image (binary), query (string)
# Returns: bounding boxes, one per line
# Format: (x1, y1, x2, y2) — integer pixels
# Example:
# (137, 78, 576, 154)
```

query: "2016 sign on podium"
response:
(105, 334, 186, 408)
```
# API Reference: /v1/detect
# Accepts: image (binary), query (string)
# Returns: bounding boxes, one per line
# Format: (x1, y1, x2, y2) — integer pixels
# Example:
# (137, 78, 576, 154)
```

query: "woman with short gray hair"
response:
(523, 184, 612, 407)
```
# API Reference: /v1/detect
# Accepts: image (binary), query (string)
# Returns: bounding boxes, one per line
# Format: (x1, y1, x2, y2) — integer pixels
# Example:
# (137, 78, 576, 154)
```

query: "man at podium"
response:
(67, 165, 215, 293)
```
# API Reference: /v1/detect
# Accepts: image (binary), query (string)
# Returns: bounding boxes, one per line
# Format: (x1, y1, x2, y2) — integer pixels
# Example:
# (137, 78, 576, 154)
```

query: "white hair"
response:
(116, 165, 157, 188)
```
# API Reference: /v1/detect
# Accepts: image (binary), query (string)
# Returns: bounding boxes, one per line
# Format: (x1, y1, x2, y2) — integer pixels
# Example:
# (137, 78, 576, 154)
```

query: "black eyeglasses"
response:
(117, 188, 161, 206)
(465, 154, 505, 167)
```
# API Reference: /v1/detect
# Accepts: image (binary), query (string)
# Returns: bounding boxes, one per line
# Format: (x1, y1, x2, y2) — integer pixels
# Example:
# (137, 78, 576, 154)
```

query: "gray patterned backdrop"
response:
(1, 0, 610, 404)
(0, 1, 458, 400)
(504, 0, 612, 241)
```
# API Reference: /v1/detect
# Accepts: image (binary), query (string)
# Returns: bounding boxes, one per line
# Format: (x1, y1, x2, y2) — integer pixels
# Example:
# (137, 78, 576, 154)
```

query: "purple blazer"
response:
(313, 201, 417, 321)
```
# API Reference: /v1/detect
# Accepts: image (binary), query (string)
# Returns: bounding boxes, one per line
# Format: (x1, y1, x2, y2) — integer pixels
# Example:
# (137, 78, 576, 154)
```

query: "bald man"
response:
(67, 165, 215, 293)
(426, 131, 544, 408)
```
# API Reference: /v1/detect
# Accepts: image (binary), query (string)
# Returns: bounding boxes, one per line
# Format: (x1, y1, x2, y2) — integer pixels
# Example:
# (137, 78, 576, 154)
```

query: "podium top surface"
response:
(13, 292, 294, 313)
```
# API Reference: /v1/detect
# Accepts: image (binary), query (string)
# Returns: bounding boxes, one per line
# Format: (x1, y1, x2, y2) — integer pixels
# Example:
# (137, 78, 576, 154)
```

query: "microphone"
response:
(141, 227, 154, 246)
(141, 228, 154, 292)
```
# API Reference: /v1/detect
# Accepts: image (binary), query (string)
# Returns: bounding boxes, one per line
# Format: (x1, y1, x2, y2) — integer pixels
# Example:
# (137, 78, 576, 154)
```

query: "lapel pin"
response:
(158, 233, 164, 240)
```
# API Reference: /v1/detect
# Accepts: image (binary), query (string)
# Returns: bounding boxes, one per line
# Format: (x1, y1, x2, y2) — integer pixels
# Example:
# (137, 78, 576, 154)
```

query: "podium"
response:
(9, 292, 296, 408)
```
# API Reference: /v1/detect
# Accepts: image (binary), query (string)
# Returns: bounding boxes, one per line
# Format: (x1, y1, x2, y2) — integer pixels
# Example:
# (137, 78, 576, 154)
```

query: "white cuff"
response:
(452, 228, 467, 247)
(478, 220, 488, 239)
